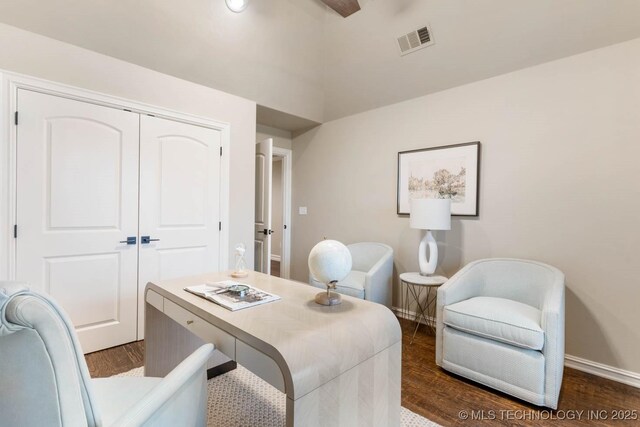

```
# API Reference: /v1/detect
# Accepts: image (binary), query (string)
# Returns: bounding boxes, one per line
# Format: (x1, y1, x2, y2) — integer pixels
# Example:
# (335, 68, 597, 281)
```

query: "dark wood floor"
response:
(85, 318, 640, 426)
(397, 317, 640, 426)
(270, 259, 280, 277)
(85, 340, 144, 378)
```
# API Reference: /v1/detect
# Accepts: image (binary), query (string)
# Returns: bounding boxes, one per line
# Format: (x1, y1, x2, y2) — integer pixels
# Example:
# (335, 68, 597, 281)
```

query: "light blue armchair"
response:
(0, 283, 213, 427)
(436, 259, 565, 408)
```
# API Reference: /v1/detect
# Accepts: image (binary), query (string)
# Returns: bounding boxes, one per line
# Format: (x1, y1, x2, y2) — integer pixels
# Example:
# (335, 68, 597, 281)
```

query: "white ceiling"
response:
(1, 0, 640, 126)
(322, 0, 640, 120)
(0, 0, 327, 124)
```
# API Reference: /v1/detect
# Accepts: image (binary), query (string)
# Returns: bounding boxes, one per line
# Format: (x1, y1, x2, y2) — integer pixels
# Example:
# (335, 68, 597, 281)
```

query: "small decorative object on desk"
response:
(308, 239, 352, 306)
(185, 280, 280, 311)
(231, 243, 248, 278)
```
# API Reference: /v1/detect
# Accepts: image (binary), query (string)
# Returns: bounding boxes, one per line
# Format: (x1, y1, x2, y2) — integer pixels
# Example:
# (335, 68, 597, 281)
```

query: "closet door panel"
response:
(138, 115, 221, 338)
(16, 89, 140, 353)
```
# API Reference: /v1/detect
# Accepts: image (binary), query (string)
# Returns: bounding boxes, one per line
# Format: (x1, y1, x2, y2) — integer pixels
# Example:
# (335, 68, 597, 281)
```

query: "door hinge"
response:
(14, 111, 18, 125)
(219, 222, 222, 231)
(13, 224, 17, 238)
(220, 146, 223, 157)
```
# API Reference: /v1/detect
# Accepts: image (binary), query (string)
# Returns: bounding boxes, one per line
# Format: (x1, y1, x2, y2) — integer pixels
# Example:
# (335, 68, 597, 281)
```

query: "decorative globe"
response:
(308, 240, 352, 284)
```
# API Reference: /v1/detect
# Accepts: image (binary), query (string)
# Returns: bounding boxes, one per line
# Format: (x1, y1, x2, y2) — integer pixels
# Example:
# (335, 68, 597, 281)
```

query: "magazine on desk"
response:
(184, 280, 280, 311)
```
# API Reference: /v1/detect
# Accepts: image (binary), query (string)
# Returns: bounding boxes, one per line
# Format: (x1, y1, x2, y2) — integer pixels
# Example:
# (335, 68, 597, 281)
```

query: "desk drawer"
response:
(164, 299, 236, 359)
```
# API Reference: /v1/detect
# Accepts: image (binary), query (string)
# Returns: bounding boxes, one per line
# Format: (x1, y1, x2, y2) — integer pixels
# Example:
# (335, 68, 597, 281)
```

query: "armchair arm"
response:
(540, 271, 565, 409)
(363, 249, 394, 307)
(112, 344, 214, 427)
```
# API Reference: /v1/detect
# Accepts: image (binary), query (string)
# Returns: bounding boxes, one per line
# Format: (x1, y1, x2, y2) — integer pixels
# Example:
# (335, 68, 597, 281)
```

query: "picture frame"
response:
(397, 141, 481, 216)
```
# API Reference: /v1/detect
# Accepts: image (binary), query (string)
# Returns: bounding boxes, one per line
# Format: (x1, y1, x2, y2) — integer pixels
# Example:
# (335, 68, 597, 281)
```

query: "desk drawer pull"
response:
(163, 299, 236, 359)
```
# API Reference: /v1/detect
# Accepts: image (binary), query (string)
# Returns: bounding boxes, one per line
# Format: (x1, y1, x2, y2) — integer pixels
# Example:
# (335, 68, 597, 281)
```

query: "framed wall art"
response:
(397, 141, 480, 216)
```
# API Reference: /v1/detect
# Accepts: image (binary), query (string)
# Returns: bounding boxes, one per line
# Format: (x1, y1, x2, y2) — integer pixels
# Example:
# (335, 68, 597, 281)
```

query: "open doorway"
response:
(255, 137, 291, 279)
(254, 111, 316, 279)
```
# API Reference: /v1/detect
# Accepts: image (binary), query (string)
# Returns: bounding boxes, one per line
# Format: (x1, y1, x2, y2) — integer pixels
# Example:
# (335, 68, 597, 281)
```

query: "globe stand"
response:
(315, 280, 342, 306)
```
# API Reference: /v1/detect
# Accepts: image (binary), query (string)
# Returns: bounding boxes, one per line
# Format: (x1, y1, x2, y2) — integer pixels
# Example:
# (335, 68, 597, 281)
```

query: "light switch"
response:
(299, 206, 308, 215)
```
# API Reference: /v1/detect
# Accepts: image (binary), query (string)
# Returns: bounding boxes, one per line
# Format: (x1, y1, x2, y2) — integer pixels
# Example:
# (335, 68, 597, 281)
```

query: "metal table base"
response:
(400, 273, 447, 344)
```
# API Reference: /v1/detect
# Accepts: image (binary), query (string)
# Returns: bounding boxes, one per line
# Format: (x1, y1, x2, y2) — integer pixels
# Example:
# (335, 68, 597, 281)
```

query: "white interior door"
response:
(16, 89, 139, 353)
(255, 139, 273, 274)
(138, 115, 222, 338)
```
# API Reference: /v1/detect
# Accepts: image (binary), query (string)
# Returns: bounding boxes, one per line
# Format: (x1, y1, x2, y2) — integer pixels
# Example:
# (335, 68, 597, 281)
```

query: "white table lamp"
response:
(410, 198, 451, 276)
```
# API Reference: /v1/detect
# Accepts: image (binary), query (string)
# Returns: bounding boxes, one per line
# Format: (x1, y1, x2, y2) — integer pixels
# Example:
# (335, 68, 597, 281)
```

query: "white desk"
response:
(144, 271, 401, 427)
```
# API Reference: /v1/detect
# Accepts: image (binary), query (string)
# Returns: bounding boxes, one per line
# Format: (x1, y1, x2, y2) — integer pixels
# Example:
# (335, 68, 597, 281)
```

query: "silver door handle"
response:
(119, 236, 136, 245)
(141, 236, 160, 244)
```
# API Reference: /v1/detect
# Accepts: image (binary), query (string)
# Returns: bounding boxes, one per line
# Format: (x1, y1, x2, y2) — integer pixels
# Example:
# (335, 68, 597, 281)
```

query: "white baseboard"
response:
(270, 255, 281, 262)
(565, 354, 640, 389)
(391, 306, 640, 389)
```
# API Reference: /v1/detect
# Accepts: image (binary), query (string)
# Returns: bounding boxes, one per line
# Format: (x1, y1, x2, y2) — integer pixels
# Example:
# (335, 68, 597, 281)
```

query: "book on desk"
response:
(184, 280, 280, 311)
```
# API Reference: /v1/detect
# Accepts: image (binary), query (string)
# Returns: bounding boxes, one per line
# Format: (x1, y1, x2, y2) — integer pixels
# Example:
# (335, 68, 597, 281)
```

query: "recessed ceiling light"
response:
(226, 0, 249, 13)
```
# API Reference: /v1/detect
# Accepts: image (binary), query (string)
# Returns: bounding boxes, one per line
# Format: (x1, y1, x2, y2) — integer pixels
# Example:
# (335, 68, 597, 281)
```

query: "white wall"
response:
(292, 38, 640, 373)
(0, 23, 257, 274)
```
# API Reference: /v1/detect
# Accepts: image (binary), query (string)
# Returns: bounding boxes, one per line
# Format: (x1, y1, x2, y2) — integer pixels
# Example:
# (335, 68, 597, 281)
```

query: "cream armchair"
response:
(309, 242, 394, 307)
(436, 259, 565, 409)
(0, 283, 213, 427)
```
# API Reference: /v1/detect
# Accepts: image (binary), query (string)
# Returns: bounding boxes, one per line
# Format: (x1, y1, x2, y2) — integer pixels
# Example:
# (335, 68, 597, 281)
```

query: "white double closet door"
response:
(16, 89, 222, 353)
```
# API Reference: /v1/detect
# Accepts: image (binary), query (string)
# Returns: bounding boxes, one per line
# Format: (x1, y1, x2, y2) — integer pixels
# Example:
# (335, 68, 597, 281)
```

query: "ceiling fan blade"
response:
(320, 0, 361, 18)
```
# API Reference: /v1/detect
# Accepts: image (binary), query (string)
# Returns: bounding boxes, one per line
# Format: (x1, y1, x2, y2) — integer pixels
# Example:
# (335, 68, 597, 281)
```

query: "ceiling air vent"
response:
(397, 24, 434, 56)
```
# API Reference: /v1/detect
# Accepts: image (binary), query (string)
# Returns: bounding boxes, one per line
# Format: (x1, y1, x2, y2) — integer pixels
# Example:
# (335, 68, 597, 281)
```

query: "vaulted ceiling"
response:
(1, 0, 640, 127)
(322, 0, 640, 120)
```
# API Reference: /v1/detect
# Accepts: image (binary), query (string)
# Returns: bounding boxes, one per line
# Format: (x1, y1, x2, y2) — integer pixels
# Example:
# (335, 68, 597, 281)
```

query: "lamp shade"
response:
(410, 198, 451, 230)
(308, 240, 352, 284)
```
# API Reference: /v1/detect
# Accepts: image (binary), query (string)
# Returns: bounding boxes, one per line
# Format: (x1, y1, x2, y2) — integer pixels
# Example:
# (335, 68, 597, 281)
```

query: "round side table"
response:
(400, 272, 448, 344)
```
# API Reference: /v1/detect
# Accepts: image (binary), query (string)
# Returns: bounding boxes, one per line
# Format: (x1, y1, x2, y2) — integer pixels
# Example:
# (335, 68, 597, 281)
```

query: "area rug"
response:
(117, 366, 440, 427)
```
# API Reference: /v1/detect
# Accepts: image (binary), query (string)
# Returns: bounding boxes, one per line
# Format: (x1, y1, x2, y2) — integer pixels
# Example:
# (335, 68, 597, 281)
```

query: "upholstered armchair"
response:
(309, 242, 394, 307)
(436, 259, 565, 409)
(0, 283, 213, 427)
